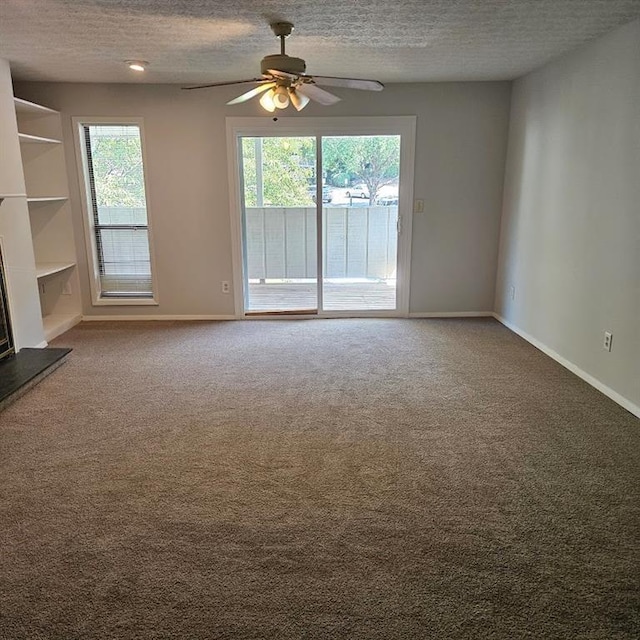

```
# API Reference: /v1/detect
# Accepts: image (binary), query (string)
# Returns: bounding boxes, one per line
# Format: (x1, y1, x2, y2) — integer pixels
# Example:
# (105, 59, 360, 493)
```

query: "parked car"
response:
(309, 185, 333, 203)
(345, 184, 369, 199)
(375, 184, 399, 206)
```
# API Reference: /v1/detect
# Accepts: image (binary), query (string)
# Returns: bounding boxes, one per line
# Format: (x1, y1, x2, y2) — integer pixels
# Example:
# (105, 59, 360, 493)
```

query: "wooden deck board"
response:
(247, 281, 396, 312)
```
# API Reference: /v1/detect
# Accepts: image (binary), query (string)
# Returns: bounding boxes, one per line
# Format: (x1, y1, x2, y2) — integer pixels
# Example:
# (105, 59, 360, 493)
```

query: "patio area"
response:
(247, 280, 397, 312)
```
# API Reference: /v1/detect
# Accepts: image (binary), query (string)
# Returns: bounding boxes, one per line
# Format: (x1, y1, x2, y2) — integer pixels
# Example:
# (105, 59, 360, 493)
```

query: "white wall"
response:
(496, 19, 640, 413)
(13, 81, 511, 317)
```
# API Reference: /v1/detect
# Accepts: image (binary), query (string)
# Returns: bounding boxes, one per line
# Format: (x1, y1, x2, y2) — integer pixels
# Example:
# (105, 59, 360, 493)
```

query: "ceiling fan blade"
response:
(267, 68, 298, 80)
(296, 83, 341, 106)
(227, 82, 276, 105)
(182, 78, 267, 91)
(305, 76, 384, 91)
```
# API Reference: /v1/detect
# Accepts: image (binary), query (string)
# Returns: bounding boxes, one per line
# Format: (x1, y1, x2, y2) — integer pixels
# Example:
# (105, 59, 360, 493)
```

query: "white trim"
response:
(226, 116, 416, 137)
(315, 137, 324, 314)
(225, 116, 416, 318)
(90, 297, 159, 306)
(72, 117, 160, 307)
(225, 124, 245, 318)
(494, 313, 640, 419)
(394, 119, 416, 316)
(409, 311, 494, 318)
(82, 314, 235, 321)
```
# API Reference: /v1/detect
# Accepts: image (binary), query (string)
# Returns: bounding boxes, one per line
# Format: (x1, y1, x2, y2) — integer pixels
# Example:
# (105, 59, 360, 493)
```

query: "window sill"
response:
(92, 297, 159, 306)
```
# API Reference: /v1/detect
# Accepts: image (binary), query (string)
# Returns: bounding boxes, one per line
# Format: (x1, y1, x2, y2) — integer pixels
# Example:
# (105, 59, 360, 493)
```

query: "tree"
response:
(242, 137, 316, 207)
(240, 135, 401, 207)
(90, 131, 146, 208)
(322, 136, 400, 203)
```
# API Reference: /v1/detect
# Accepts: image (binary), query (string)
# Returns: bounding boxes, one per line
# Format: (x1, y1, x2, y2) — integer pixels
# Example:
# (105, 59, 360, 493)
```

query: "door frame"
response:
(226, 116, 416, 318)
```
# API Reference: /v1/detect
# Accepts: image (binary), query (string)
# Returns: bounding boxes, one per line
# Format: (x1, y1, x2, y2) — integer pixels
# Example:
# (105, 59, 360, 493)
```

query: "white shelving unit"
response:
(18, 132, 63, 145)
(15, 97, 81, 342)
(13, 97, 58, 115)
(35, 262, 76, 279)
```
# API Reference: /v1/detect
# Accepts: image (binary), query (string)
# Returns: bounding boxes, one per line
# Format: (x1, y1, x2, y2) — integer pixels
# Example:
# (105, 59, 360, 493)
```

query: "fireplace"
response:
(0, 245, 14, 361)
(0, 248, 71, 409)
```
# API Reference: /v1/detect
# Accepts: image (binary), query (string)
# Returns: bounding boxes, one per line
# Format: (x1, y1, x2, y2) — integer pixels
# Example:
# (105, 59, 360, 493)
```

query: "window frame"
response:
(73, 116, 159, 306)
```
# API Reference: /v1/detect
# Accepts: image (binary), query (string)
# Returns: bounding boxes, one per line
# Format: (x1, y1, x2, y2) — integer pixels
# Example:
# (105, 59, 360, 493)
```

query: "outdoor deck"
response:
(247, 280, 396, 312)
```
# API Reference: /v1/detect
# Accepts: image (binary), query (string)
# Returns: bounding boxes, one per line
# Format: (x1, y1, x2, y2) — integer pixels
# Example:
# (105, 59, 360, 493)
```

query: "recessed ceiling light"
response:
(125, 60, 148, 72)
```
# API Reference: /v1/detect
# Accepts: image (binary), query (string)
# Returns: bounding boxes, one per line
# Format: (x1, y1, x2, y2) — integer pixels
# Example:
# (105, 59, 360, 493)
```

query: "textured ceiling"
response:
(1, 0, 640, 84)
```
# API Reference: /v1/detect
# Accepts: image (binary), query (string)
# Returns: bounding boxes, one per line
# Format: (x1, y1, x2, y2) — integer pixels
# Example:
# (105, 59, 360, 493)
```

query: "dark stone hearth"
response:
(0, 348, 71, 411)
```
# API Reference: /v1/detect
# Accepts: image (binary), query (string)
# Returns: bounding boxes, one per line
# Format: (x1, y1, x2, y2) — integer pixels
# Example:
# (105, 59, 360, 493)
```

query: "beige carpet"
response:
(1, 318, 638, 639)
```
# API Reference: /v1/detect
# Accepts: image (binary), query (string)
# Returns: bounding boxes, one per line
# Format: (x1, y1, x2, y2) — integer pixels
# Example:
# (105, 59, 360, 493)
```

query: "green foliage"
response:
(242, 135, 400, 207)
(242, 137, 316, 207)
(90, 130, 146, 208)
(322, 136, 400, 202)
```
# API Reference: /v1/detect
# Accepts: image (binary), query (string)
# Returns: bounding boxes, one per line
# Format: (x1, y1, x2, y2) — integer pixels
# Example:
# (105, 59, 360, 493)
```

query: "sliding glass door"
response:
(230, 117, 415, 317)
(240, 136, 318, 313)
(321, 135, 400, 311)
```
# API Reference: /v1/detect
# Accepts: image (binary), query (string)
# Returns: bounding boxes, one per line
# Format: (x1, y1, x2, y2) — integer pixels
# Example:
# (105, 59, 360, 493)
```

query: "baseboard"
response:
(84, 312, 495, 321)
(409, 311, 495, 318)
(493, 313, 640, 419)
(81, 314, 236, 322)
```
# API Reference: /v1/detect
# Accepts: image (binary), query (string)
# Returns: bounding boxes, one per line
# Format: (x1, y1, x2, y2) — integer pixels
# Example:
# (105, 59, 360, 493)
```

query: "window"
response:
(76, 121, 156, 303)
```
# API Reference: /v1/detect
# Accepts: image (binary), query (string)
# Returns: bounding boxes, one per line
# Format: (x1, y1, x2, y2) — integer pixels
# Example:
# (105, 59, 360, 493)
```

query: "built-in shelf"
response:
(14, 97, 59, 116)
(27, 196, 68, 204)
(0, 194, 27, 202)
(35, 262, 76, 279)
(42, 314, 82, 342)
(12, 94, 81, 343)
(18, 132, 62, 144)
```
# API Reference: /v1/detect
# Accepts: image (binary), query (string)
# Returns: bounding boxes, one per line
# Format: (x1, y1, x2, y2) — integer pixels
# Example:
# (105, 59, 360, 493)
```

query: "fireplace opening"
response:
(0, 244, 15, 362)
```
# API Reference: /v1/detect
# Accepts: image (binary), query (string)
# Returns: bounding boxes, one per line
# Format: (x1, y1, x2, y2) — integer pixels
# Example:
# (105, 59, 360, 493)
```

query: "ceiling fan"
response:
(182, 22, 384, 111)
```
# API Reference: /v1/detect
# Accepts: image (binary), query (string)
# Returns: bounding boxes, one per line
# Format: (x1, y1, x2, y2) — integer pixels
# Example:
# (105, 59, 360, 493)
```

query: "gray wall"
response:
(496, 19, 640, 411)
(14, 81, 511, 317)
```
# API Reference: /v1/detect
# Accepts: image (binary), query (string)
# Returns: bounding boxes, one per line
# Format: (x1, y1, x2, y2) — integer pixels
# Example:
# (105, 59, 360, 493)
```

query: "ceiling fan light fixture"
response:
(289, 88, 310, 111)
(125, 60, 148, 72)
(272, 85, 290, 109)
(259, 89, 276, 112)
(182, 21, 383, 110)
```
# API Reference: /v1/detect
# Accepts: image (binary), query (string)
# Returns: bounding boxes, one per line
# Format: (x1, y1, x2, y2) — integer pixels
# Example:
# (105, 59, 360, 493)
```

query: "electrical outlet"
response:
(509, 285, 516, 301)
(62, 281, 72, 295)
(603, 331, 613, 352)
(221, 281, 230, 294)
(413, 199, 424, 214)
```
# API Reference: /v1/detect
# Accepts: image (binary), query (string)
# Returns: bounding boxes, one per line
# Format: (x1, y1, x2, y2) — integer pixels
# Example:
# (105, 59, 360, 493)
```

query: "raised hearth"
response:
(0, 348, 71, 412)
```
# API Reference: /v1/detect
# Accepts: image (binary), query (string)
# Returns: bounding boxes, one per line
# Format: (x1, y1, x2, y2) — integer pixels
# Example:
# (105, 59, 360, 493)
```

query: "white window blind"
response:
(82, 124, 154, 298)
